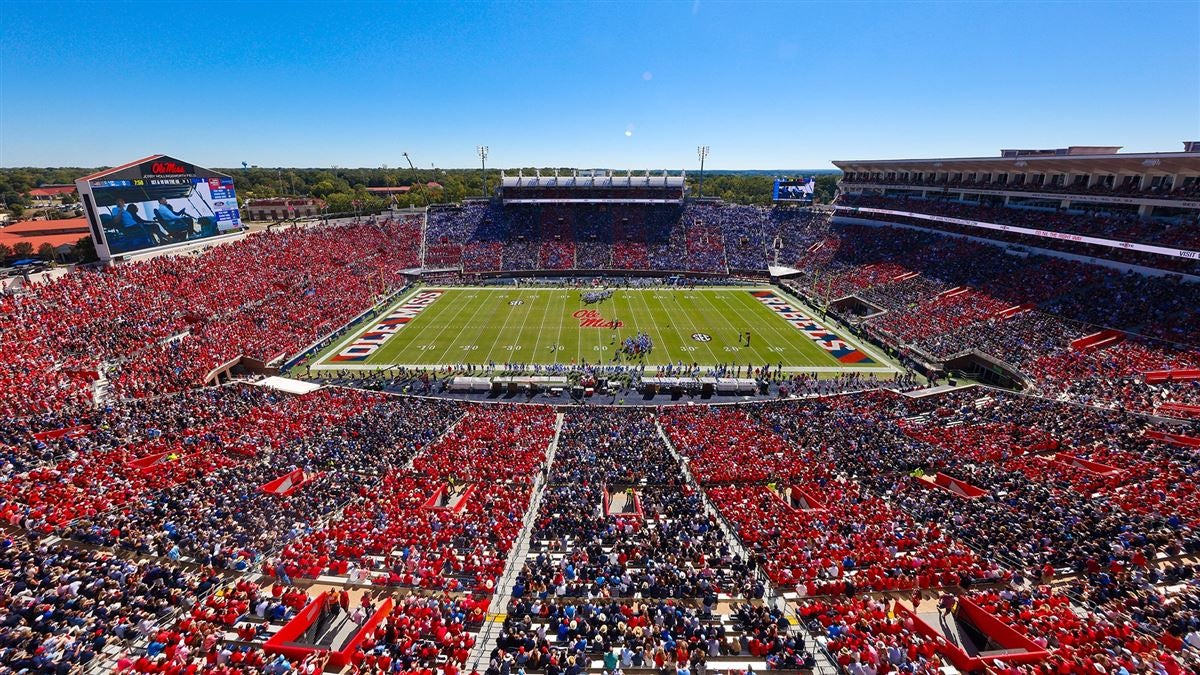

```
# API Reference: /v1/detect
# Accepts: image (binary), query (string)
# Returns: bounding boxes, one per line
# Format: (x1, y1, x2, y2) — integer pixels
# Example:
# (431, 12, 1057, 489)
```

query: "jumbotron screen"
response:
(772, 176, 816, 203)
(77, 156, 242, 258)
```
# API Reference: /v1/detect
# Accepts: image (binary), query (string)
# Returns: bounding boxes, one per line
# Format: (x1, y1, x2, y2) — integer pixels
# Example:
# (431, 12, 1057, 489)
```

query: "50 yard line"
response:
(528, 289, 554, 360)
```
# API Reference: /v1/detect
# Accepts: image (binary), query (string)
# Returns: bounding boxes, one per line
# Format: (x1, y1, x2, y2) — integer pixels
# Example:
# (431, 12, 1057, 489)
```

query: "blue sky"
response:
(2, 1, 1198, 169)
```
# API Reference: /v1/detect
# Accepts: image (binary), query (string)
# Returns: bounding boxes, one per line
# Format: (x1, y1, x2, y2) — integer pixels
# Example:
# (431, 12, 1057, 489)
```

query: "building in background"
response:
(835, 143, 1200, 218)
(0, 217, 89, 260)
(242, 197, 327, 221)
(25, 185, 76, 203)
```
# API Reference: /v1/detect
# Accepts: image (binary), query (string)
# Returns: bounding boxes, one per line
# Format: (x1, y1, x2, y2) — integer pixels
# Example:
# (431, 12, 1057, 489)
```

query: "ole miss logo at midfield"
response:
(573, 309, 624, 329)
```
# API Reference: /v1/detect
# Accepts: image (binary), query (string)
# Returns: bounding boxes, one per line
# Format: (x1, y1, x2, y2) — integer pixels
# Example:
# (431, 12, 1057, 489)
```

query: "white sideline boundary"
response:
(308, 285, 901, 375)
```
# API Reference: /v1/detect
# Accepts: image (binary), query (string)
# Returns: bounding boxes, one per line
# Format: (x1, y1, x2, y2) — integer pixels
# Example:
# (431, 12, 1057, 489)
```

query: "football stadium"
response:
(2, 3, 1200, 675)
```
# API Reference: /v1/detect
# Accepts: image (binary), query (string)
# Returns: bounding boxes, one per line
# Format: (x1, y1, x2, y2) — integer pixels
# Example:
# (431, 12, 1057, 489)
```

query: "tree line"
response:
(2, 166, 840, 214)
(1, 166, 840, 264)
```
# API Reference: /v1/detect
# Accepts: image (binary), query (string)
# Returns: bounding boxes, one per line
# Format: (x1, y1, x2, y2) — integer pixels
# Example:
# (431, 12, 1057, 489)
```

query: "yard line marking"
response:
(529, 289, 553, 359)
(367, 287, 459, 364)
(772, 286, 899, 373)
(509, 288, 539, 361)
(481, 289, 526, 363)
(634, 287, 678, 365)
(316, 286, 425, 366)
(697, 290, 774, 367)
(713, 290, 807, 367)
(727, 290, 823, 368)
(552, 292, 568, 365)
(573, 292, 584, 365)
(429, 289, 495, 366)
(371, 288, 456, 366)
(669, 292, 722, 366)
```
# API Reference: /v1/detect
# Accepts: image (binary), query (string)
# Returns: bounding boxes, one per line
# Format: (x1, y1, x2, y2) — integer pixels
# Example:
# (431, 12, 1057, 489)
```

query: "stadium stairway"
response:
(917, 609, 984, 656)
(81, 405, 478, 674)
(467, 412, 565, 672)
(419, 208, 429, 269)
(654, 422, 840, 675)
(92, 372, 111, 407)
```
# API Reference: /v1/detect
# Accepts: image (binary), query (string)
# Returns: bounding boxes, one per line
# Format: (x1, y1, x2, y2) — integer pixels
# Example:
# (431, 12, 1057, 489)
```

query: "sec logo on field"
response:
(509, 300, 524, 306)
(691, 333, 712, 342)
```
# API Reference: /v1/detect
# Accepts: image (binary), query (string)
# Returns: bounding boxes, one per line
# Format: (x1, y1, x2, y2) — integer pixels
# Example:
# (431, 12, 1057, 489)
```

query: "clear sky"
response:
(1, 0, 1198, 169)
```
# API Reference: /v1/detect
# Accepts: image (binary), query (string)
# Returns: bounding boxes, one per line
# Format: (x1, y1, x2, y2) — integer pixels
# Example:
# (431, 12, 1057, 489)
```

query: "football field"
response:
(312, 286, 893, 373)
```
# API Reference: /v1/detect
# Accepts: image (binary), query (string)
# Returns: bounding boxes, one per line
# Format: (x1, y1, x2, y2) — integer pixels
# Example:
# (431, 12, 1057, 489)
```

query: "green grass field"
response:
(313, 286, 893, 372)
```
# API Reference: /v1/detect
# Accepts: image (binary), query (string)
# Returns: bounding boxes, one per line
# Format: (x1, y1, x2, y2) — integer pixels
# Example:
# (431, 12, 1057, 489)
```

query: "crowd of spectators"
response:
(496, 599, 813, 674)
(797, 595, 947, 674)
(777, 211, 1200, 414)
(0, 218, 421, 417)
(419, 202, 818, 275)
(6, 186, 1200, 675)
(682, 211, 728, 273)
(3, 379, 1200, 673)
(0, 533, 222, 674)
(497, 407, 788, 672)
(272, 404, 556, 594)
(957, 581, 1198, 674)
(336, 593, 486, 673)
(838, 194, 1200, 272)
(63, 389, 463, 564)
(1030, 340, 1200, 415)
(739, 389, 1200, 672)
(0, 384, 351, 534)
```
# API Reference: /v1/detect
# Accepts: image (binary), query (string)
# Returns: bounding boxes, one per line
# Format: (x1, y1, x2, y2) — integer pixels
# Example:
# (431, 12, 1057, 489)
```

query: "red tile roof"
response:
(0, 231, 86, 250)
(3, 218, 90, 235)
(27, 185, 77, 197)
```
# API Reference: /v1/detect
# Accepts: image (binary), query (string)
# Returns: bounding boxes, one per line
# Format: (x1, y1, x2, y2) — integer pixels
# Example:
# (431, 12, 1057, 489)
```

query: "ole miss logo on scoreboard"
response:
(140, 158, 195, 176)
(750, 291, 873, 364)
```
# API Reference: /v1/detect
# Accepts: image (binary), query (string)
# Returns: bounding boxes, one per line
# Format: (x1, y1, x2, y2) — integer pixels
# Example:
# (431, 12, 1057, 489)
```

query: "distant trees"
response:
(0, 166, 843, 213)
(73, 236, 97, 263)
(685, 172, 842, 205)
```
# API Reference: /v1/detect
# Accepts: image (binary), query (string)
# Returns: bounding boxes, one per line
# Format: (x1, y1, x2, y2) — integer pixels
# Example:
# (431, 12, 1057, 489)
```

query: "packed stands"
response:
(497, 407, 814, 675)
(4, 378, 1200, 672)
(272, 404, 555, 593)
(5, 177, 1200, 675)
(660, 406, 997, 594)
(0, 534, 225, 674)
(0, 218, 421, 416)
(838, 194, 1200, 273)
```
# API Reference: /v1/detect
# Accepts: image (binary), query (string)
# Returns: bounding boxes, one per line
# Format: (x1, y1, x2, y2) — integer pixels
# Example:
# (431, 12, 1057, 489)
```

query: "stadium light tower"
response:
(477, 145, 489, 198)
(697, 146, 709, 198)
(403, 152, 430, 207)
